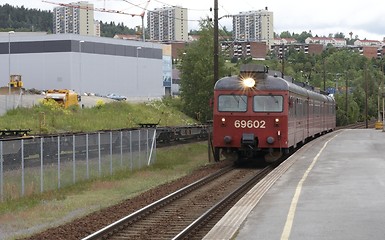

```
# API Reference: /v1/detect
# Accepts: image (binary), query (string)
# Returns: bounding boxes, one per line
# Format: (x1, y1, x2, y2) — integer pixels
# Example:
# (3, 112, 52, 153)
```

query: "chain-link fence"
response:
(0, 128, 156, 202)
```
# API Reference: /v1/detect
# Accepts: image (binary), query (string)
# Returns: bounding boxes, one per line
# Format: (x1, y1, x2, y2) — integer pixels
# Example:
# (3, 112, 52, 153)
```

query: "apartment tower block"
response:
(232, 7, 274, 47)
(147, 6, 188, 42)
(53, 1, 95, 36)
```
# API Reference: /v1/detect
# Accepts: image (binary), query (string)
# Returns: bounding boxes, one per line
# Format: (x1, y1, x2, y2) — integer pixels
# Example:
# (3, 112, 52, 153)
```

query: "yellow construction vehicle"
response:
(44, 89, 80, 108)
(9, 74, 23, 88)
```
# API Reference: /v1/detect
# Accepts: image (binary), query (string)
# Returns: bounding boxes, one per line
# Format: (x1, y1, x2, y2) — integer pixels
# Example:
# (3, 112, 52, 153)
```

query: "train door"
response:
(321, 102, 326, 132)
(296, 97, 304, 145)
(309, 99, 314, 137)
(288, 95, 296, 147)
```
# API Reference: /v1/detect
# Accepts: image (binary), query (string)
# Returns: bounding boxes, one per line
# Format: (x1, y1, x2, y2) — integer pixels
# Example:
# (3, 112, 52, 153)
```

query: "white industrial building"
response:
(0, 33, 168, 102)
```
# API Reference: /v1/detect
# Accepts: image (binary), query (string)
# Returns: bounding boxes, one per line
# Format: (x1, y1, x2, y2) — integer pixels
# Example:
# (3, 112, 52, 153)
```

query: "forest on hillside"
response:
(0, 4, 52, 32)
(0, 4, 136, 37)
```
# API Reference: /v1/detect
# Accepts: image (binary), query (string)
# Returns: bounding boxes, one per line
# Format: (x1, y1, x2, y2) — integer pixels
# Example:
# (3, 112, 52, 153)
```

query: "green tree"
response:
(334, 32, 345, 39)
(178, 19, 226, 122)
(296, 31, 313, 43)
(0, 4, 52, 32)
(279, 31, 292, 38)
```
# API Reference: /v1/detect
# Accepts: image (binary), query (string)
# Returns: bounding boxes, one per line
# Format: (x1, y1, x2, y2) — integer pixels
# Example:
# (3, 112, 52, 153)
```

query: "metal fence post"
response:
(40, 138, 43, 193)
(58, 136, 61, 189)
(21, 139, 25, 196)
(0, 142, 3, 202)
(98, 132, 101, 176)
(73, 135, 76, 184)
(86, 133, 89, 179)
(130, 131, 132, 171)
(138, 130, 141, 166)
(148, 129, 156, 166)
(120, 131, 123, 167)
(154, 129, 157, 163)
(110, 132, 113, 175)
(146, 129, 149, 164)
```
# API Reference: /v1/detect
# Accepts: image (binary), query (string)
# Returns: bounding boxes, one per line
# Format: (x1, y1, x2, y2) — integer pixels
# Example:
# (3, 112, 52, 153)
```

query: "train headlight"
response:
(221, 117, 226, 126)
(242, 77, 256, 88)
(275, 118, 280, 126)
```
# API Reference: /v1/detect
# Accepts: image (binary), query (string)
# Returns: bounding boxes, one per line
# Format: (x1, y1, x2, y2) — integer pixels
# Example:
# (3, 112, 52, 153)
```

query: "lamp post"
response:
(345, 71, 348, 121)
(365, 65, 368, 128)
(136, 47, 142, 90)
(383, 91, 385, 132)
(79, 40, 84, 96)
(8, 31, 15, 109)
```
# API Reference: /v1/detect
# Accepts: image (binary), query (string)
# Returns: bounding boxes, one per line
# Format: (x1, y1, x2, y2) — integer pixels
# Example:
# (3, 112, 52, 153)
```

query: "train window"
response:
(218, 95, 247, 112)
(253, 95, 283, 112)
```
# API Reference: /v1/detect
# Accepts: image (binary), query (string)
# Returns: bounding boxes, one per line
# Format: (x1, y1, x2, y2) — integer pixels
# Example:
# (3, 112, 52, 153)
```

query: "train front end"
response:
(212, 64, 289, 162)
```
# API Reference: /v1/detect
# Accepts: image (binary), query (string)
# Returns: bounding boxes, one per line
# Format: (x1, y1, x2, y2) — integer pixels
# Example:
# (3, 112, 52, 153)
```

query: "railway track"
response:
(78, 122, 373, 240)
(82, 162, 278, 240)
(336, 121, 375, 130)
(18, 122, 376, 240)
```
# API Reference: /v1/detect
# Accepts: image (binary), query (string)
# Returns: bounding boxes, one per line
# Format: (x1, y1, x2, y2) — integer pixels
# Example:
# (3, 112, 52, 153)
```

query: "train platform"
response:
(204, 129, 385, 240)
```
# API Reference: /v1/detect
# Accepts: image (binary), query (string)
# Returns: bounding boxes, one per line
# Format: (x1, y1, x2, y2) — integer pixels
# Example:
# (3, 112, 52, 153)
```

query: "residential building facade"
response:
(270, 43, 324, 57)
(94, 20, 100, 37)
(354, 39, 383, 47)
(53, 1, 95, 36)
(273, 38, 297, 45)
(305, 37, 346, 47)
(222, 41, 268, 60)
(355, 46, 384, 59)
(147, 6, 188, 42)
(232, 8, 274, 47)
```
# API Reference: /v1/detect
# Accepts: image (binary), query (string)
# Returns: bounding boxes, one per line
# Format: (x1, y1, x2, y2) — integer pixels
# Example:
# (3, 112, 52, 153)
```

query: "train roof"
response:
(214, 64, 334, 102)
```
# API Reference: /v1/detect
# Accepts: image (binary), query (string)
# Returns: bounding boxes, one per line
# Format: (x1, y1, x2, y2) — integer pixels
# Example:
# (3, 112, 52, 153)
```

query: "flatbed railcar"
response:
(212, 64, 336, 162)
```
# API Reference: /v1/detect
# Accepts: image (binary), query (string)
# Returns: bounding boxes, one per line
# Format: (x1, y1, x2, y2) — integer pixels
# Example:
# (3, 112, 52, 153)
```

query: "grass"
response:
(0, 99, 196, 134)
(0, 98, 209, 239)
(0, 142, 210, 239)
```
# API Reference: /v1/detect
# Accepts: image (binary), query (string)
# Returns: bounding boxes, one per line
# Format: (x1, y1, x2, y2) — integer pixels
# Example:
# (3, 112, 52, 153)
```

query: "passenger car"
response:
(106, 93, 127, 101)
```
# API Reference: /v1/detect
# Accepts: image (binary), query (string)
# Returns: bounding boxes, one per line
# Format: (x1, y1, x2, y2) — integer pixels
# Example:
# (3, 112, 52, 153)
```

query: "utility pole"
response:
(345, 71, 348, 121)
(365, 65, 368, 128)
(213, 0, 219, 86)
(323, 57, 326, 91)
(280, 44, 285, 78)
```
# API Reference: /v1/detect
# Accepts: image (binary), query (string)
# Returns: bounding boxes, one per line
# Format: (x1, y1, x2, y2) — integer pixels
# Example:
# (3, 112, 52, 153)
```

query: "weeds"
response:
(0, 99, 197, 134)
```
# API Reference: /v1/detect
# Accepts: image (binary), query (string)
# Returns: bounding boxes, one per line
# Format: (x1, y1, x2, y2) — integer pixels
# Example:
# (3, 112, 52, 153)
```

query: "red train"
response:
(212, 64, 336, 162)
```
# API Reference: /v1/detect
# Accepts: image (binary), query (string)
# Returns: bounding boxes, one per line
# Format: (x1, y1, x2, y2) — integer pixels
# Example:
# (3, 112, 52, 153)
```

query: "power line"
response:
(152, 0, 208, 11)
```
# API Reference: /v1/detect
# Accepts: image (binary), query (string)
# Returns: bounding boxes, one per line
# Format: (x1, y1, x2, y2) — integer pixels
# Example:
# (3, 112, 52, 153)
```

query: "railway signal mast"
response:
(42, 0, 151, 41)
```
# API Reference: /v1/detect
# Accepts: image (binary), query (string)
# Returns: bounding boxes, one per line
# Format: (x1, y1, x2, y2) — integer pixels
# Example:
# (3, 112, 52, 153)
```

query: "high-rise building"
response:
(94, 20, 101, 37)
(147, 6, 188, 42)
(53, 1, 95, 36)
(232, 8, 274, 47)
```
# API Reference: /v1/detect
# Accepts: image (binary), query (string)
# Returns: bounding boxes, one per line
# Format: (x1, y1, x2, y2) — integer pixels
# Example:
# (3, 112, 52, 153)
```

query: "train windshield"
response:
(218, 94, 247, 112)
(253, 95, 283, 112)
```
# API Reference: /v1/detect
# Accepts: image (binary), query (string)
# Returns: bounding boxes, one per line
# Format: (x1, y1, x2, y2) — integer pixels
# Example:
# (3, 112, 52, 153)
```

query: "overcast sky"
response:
(5, 0, 385, 41)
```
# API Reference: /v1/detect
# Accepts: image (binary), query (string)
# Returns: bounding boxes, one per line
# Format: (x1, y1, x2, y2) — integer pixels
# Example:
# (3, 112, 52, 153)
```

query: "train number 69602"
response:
(234, 120, 266, 129)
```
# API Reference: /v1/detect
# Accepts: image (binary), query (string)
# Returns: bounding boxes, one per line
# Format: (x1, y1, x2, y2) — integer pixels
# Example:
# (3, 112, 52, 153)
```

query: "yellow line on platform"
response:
(280, 133, 339, 240)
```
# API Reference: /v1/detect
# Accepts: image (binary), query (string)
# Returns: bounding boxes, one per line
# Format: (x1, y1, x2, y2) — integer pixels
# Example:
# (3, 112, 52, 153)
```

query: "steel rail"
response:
(172, 164, 275, 240)
(81, 165, 234, 240)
